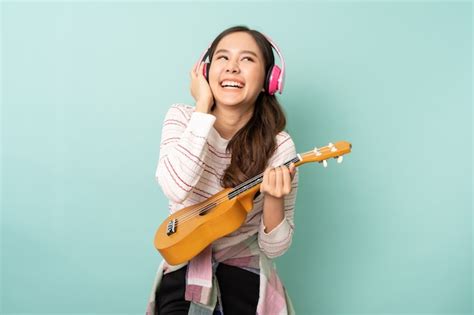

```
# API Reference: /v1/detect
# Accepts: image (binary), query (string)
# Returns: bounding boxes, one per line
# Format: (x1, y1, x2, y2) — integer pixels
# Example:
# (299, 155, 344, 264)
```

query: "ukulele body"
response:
(154, 187, 259, 265)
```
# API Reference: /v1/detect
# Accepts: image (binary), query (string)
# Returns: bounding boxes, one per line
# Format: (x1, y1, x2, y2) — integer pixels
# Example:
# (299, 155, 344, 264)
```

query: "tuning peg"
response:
(328, 142, 334, 148)
(331, 146, 337, 152)
(319, 159, 328, 168)
(313, 147, 322, 156)
(337, 156, 343, 163)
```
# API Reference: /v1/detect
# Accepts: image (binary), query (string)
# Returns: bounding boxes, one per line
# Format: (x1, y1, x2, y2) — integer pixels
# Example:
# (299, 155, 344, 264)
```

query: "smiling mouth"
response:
(220, 80, 245, 89)
(219, 85, 245, 93)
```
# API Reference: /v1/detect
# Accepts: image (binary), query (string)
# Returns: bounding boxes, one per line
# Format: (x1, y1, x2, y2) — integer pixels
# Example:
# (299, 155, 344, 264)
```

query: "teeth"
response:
(221, 80, 244, 88)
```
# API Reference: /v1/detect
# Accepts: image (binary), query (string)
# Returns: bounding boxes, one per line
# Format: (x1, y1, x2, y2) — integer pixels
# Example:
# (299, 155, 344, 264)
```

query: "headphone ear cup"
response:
(266, 65, 281, 95)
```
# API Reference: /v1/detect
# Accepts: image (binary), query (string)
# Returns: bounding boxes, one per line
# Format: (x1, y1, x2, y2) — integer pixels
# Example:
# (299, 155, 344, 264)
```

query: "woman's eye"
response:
(216, 56, 253, 62)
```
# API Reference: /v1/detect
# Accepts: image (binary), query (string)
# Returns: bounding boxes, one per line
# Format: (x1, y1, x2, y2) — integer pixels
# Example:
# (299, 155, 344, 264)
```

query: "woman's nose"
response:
(225, 61, 240, 73)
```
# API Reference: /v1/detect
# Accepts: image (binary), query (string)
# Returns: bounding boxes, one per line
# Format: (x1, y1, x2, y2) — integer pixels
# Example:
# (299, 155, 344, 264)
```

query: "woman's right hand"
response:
(190, 62, 214, 113)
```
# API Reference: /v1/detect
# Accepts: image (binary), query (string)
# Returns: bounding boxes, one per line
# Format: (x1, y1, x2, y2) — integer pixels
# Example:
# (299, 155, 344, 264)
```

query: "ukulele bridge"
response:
(166, 218, 178, 236)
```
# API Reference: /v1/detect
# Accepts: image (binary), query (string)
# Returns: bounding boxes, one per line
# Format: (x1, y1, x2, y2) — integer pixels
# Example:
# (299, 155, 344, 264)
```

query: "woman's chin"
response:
(214, 93, 244, 106)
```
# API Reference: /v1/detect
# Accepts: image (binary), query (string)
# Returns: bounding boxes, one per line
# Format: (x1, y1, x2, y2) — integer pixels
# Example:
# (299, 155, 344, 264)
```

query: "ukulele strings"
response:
(172, 148, 324, 227)
(173, 147, 332, 226)
(174, 154, 302, 226)
(174, 175, 264, 226)
(171, 147, 332, 226)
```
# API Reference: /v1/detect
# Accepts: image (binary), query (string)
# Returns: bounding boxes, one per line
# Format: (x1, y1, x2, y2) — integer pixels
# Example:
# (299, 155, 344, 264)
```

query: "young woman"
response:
(146, 25, 298, 315)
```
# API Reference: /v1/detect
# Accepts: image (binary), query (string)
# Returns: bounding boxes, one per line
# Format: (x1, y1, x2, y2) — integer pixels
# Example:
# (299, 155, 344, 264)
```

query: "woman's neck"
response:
(211, 103, 254, 140)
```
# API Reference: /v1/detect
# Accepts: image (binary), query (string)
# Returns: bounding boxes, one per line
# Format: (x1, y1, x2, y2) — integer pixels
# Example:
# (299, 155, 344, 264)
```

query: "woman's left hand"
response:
(260, 163, 296, 199)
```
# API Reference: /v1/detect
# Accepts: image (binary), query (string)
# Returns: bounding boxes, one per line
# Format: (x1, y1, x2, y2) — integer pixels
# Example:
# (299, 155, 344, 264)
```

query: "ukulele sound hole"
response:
(199, 202, 216, 216)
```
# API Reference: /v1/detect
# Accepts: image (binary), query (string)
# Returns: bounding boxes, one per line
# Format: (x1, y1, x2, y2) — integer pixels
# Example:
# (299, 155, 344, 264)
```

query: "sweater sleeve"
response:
(258, 133, 299, 259)
(155, 104, 216, 204)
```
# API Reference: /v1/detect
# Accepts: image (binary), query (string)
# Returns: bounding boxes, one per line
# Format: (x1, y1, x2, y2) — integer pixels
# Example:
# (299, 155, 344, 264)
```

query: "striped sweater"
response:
(146, 103, 299, 314)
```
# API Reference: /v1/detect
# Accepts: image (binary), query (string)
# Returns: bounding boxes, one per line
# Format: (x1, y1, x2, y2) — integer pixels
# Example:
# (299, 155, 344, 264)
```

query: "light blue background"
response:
(1, 1, 472, 314)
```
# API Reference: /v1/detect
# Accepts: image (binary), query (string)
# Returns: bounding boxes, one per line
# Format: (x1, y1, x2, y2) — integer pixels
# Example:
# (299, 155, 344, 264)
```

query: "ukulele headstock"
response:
(297, 141, 352, 168)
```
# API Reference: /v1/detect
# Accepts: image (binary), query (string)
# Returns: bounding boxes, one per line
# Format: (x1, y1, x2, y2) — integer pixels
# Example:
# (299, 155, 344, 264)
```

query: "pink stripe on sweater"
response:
(164, 119, 186, 128)
(173, 104, 191, 120)
(164, 157, 193, 190)
(177, 145, 221, 178)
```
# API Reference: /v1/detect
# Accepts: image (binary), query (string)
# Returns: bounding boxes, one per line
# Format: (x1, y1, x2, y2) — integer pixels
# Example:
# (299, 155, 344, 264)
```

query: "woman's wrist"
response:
(262, 194, 285, 233)
(195, 99, 213, 113)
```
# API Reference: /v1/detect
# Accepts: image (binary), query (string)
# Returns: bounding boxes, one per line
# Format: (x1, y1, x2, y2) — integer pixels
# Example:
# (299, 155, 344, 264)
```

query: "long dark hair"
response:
(206, 25, 287, 188)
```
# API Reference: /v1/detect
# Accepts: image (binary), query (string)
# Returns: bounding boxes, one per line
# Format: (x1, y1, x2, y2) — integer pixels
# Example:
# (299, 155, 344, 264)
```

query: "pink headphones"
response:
(194, 33, 286, 95)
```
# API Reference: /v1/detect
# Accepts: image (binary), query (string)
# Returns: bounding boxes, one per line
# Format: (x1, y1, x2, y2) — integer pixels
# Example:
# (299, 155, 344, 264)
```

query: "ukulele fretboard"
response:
(227, 156, 301, 199)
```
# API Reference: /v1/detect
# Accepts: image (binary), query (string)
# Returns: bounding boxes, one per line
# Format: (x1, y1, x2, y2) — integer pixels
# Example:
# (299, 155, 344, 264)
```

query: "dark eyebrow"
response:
(214, 49, 258, 58)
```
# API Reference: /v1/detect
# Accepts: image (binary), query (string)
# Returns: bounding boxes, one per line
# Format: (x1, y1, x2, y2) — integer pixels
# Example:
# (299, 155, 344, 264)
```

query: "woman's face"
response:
(208, 32, 266, 109)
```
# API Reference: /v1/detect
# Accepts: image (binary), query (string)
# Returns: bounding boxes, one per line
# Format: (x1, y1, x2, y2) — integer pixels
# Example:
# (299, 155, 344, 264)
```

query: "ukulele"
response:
(154, 140, 352, 265)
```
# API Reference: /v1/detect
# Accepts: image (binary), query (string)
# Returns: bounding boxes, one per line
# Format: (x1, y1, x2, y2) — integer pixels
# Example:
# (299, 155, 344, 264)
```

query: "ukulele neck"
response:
(227, 155, 301, 199)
